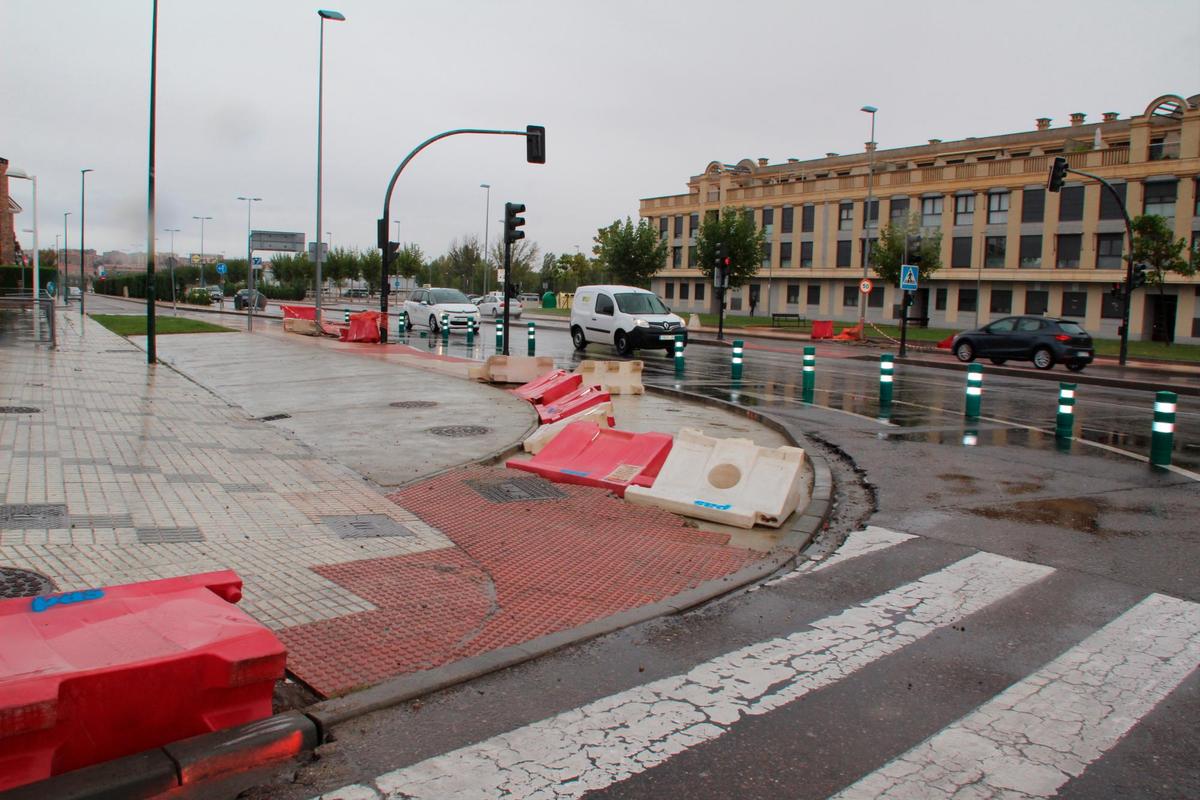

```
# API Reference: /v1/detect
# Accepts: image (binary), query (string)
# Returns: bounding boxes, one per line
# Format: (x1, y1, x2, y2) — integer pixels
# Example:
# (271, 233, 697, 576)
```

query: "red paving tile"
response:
(279, 465, 763, 697)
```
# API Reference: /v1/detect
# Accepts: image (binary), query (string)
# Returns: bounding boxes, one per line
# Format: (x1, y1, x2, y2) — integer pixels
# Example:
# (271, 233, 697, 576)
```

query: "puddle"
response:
(966, 496, 1147, 537)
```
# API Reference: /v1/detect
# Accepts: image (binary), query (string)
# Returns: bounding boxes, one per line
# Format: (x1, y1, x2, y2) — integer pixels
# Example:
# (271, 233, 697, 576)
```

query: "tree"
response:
(37, 248, 58, 268)
(1131, 213, 1196, 343)
(694, 207, 765, 289)
(445, 237, 485, 293)
(592, 216, 667, 288)
(871, 212, 943, 285)
(359, 249, 382, 294)
(488, 238, 540, 295)
(393, 244, 425, 283)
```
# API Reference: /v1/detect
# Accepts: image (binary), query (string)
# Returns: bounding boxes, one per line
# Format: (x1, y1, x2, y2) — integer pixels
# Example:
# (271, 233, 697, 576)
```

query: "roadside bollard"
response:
(962, 428, 979, 447)
(731, 339, 744, 381)
(1056, 382, 1076, 439)
(527, 321, 536, 356)
(397, 310, 406, 336)
(1151, 390, 1177, 468)
(466, 317, 474, 346)
(802, 345, 815, 404)
(343, 309, 349, 325)
(879, 353, 894, 407)
(964, 363, 983, 418)
(674, 334, 685, 374)
(495, 318, 503, 351)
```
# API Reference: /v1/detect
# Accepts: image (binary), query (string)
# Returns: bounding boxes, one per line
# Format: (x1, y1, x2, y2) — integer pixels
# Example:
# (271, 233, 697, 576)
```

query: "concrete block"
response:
(476, 355, 555, 384)
(575, 360, 644, 395)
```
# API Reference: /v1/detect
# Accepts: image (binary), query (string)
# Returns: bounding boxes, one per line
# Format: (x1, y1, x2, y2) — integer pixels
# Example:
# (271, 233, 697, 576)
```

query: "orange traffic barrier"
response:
(511, 370, 583, 404)
(810, 320, 834, 340)
(506, 420, 672, 497)
(280, 305, 316, 320)
(833, 323, 862, 341)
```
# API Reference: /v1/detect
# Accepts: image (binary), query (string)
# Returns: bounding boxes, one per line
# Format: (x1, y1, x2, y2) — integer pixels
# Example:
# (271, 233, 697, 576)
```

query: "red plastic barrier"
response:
(534, 384, 611, 425)
(810, 320, 834, 340)
(0, 570, 285, 792)
(511, 370, 583, 404)
(339, 311, 382, 343)
(833, 323, 863, 341)
(506, 421, 673, 497)
(280, 304, 316, 320)
(936, 334, 955, 350)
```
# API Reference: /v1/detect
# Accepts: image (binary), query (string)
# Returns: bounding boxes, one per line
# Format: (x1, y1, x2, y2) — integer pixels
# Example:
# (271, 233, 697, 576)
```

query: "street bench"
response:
(771, 313, 807, 328)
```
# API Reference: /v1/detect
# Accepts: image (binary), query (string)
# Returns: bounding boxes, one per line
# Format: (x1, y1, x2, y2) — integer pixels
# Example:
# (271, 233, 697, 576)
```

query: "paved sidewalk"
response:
(1, 310, 801, 699)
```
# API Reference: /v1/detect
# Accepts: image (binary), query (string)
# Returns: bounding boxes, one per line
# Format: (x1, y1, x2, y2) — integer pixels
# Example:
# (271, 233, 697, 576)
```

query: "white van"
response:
(570, 285, 687, 356)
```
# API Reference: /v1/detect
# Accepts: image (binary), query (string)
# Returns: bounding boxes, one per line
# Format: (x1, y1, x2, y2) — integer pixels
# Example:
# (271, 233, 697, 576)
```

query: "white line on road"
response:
(832, 592, 1200, 799)
(765, 525, 916, 586)
(314, 551, 1053, 800)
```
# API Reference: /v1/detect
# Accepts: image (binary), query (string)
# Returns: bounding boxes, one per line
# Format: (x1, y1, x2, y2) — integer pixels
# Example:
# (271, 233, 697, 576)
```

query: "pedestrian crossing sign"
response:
(900, 265, 919, 291)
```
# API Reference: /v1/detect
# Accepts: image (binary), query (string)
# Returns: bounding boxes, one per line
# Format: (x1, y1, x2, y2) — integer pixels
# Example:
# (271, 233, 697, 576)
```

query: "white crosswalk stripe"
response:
(313, 547, 1053, 800)
(831, 591, 1200, 799)
(764, 525, 915, 586)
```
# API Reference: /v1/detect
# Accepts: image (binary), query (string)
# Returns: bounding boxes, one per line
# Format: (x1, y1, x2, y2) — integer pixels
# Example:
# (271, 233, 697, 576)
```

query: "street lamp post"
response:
(7, 168, 41, 340)
(237, 196, 261, 331)
(480, 183, 491, 295)
(193, 215, 212, 287)
(62, 211, 72, 305)
(165, 227, 180, 313)
(314, 8, 345, 327)
(859, 105, 877, 341)
(80, 168, 94, 317)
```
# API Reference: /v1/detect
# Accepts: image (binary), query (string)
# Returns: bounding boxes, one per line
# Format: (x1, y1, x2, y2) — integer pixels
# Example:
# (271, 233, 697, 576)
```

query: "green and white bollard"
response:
(495, 318, 503, 351)
(440, 312, 449, 341)
(527, 321, 536, 356)
(879, 353, 894, 407)
(965, 363, 983, 418)
(397, 310, 406, 336)
(1056, 382, 1076, 439)
(465, 317, 474, 346)
(1151, 390, 1177, 468)
(343, 309, 349, 324)
(731, 339, 744, 381)
(802, 345, 815, 403)
(674, 334, 685, 374)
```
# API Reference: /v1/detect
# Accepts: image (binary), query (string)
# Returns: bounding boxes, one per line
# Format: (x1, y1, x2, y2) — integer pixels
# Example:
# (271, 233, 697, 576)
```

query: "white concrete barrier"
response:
(471, 355, 556, 384)
(625, 428, 808, 528)
(522, 401, 615, 454)
(575, 360, 644, 395)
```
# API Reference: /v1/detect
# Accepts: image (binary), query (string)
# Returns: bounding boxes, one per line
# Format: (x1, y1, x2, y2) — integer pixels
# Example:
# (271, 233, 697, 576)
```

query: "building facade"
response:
(641, 92, 1200, 343)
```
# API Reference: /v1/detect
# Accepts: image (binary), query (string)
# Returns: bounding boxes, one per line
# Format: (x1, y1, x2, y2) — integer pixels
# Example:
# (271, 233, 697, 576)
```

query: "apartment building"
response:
(641, 92, 1200, 342)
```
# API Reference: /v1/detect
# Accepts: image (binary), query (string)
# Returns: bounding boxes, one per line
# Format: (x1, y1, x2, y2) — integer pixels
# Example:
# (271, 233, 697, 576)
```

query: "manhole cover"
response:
(322, 515, 415, 540)
(467, 476, 567, 503)
(0, 503, 69, 529)
(428, 425, 491, 438)
(390, 400, 439, 409)
(0, 407, 41, 414)
(0, 567, 56, 599)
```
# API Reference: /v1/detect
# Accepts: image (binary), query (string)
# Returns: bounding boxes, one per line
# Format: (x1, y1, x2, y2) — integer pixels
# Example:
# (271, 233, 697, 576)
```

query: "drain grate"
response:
(466, 476, 567, 504)
(0, 567, 56, 599)
(165, 473, 218, 484)
(0, 406, 41, 414)
(390, 400, 439, 409)
(258, 413, 291, 422)
(136, 527, 205, 544)
(72, 513, 135, 529)
(427, 425, 491, 438)
(221, 483, 267, 493)
(0, 503, 69, 529)
(322, 515, 415, 540)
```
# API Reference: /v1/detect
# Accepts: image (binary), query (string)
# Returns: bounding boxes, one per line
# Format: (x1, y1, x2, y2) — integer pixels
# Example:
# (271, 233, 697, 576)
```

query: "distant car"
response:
(476, 292, 523, 319)
(403, 287, 480, 333)
(67, 286, 82, 300)
(345, 288, 369, 298)
(234, 289, 268, 310)
(205, 286, 224, 303)
(518, 292, 541, 305)
(468, 295, 484, 305)
(951, 315, 1094, 372)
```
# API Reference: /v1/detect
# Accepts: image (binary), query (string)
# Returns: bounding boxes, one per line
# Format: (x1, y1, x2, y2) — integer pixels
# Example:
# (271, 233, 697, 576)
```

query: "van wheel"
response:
(571, 326, 587, 351)
(615, 330, 634, 356)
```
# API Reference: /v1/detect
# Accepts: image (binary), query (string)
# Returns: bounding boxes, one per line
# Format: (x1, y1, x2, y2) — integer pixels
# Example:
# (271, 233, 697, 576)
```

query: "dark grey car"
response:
(951, 315, 1094, 372)
(234, 289, 268, 310)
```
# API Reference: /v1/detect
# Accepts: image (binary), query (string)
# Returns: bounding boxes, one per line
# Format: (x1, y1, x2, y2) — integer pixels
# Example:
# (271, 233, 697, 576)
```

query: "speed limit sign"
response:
(859, 278, 873, 294)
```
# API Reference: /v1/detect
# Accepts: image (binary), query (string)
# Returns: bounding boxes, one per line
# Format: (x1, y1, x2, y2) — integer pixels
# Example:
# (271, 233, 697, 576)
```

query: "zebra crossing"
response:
(310, 528, 1200, 800)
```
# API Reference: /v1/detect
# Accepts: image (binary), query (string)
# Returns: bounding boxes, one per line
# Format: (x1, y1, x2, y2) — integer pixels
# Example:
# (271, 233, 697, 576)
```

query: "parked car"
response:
(67, 286, 82, 300)
(951, 315, 1094, 372)
(403, 287, 480, 333)
(476, 292, 523, 319)
(234, 289, 268, 310)
(518, 292, 541, 306)
(205, 286, 224, 303)
(345, 287, 369, 298)
(570, 285, 687, 356)
(468, 295, 484, 305)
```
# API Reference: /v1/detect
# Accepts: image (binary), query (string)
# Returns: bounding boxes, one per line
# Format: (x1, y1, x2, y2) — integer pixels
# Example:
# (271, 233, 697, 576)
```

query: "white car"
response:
(476, 293, 523, 319)
(403, 287, 480, 333)
(570, 284, 687, 356)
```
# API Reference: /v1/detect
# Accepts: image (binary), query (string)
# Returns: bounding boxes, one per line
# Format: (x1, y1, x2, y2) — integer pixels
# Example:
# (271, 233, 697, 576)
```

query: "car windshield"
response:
(431, 289, 470, 304)
(1058, 321, 1087, 335)
(614, 292, 669, 314)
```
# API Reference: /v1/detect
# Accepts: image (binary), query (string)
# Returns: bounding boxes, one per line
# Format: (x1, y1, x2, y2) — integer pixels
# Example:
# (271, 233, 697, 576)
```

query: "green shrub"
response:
(258, 281, 308, 301)
(184, 289, 212, 306)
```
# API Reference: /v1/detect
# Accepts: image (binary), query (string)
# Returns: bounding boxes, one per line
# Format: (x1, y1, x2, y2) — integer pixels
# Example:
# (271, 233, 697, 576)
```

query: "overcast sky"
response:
(4, 0, 1198, 264)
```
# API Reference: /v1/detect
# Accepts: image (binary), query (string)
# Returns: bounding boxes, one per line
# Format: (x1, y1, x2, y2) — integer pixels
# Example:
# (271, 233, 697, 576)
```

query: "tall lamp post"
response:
(858, 105, 877, 341)
(7, 168, 40, 339)
(480, 183, 491, 294)
(314, 8, 345, 326)
(164, 227, 180, 313)
(193, 215, 212, 287)
(79, 168, 94, 316)
(62, 211, 72, 304)
(237, 196, 261, 331)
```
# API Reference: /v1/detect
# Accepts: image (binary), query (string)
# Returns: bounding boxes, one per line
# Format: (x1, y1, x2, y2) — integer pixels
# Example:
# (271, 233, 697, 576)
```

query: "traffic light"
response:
(1109, 282, 1123, 298)
(714, 242, 726, 268)
(506, 282, 520, 299)
(526, 125, 546, 164)
(1132, 263, 1149, 289)
(1047, 156, 1068, 192)
(386, 241, 400, 259)
(376, 217, 389, 250)
(504, 202, 526, 244)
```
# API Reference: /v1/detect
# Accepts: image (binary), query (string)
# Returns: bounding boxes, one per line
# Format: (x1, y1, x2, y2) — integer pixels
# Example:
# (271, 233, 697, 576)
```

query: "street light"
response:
(859, 105, 877, 341)
(164, 227, 181, 313)
(193, 215, 212, 287)
(237, 196, 261, 331)
(480, 183, 491, 294)
(63, 211, 72, 305)
(80, 168, 94, 316)
(314, 8, 346, 327)
(7, 168, 41, 340)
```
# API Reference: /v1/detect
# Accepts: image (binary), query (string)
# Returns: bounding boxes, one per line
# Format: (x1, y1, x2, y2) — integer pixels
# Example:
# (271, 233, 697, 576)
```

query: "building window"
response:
(987, 192, 1009, 224)
(1058, 186, 1084, 221)
(730, 293, 742, 311)
(1099, 183, 1126, 220)
(807, 285, 820, 305)
(1022, 188, 1045, 223)
(801, 205, 815, 233)
(695, 282, 705, 302)
(689, 213, 699, 239)
(800, 241, 814, 267)
(843, 285, 858, 307)
(1019, 235, 1042, 268)
(922, 196, 944, 228)
(889, 197, 909, 222)
(958, 288, 978, 312)
(1026, 290, 1048, 315)
(935, 287, 947, 310)
(659, 217, 668, 239)
(836, 240, 852, 267)
(838, 202, 854, 231)
(762, 207, 774, 234)
(679, 282, 689, 301)
(761, 241, 772, 267)
(954, 194, 975, 226)
(688, 245, 697, 267)
(952, 236, 973, 268)
(672, 246, 682, 268)
(673, 216, 683, 238)
(780, 241, 793, 268)
(990, 289, 1013, 313)
(865, 199, 879, 226)
(781, 206, 794, 234)
(1062, 291, 1087, 317)
(1143, 180, 1177, 219)
(985, 236, 1006, 267)
(1101, 292, 1123, 319)
(786, 283, 800, 304)
(860, 238, 877, 267)
(1096, 233, 1124, 269)
(868, 286, 884, 308)
(1056, 234, 1082, 268)
(664, 281, 674, 300)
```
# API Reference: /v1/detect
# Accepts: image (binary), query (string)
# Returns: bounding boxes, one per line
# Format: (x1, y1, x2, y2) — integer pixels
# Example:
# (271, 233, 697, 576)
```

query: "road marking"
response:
(765, 525, 915, 586)
(313, 552, 1053, 800)
(832, 592, 1200, 799)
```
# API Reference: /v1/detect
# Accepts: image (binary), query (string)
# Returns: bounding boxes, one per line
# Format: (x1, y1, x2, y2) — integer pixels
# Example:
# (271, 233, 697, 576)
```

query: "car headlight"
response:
(634, 319, 649, 328)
